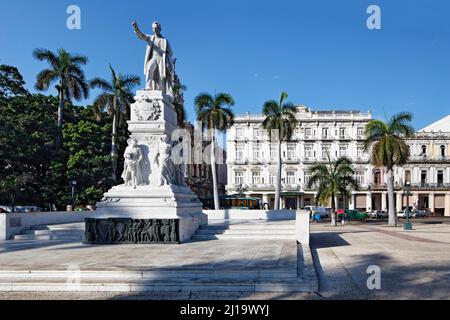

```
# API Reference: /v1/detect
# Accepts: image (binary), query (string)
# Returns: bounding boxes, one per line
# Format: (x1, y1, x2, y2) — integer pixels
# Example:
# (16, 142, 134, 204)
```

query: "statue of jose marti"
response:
(132, 20, 175, 93)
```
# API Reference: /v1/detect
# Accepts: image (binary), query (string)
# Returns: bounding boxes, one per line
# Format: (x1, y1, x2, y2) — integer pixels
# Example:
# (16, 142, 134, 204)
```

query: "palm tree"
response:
(173, 82, 187, 127)
(308, 155, 359, 226)
(195, 93, 235, 210)
(33, 48, 89, 144)
(90, 65, 140, 181)
(364, 112, 414, 226)
(262, 92, 298, 210)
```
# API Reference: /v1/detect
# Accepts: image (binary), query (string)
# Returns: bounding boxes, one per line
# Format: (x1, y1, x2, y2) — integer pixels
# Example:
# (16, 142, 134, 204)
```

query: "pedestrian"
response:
(314, 213, 321, 223)
(309, 209, 313, 223)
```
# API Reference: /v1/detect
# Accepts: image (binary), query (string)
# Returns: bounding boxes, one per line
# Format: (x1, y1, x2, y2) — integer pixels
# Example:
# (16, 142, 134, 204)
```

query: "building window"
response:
(286, 171, 296, 184)
(287, 145, 296, 159)
(356, 171, 365, 185)
(253, 128, 261, 139)
(270, 146, 278, 159)
(304, 172, 311, 186)
(339, 128, 346, 138)
(322, 146, 330, 159)
(357, 146, 364, 158)
(405, 170, 411, 184)
(339, 146, 347, 157)
(236, 146, 244, 160)
(236, 127, 243, 138)
(253, 145, 262, 160)
(305, 128, 312, 137)
(252, 172, 261, 185)
(440, 145, 446, 157)
(305, 145, 313, 158)
(357, 127, 364, 137)
(269, 172, 276, 185)
(235, 171, 244, 185)
(322, 128, 329, 138)
(421, 170, 427, 185)
(437, 170, 444, 186)
(421, 145, 427, 156)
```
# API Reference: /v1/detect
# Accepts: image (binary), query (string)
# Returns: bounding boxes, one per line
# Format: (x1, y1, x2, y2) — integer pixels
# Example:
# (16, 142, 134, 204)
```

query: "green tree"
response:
(364, 112, 414, 226)
(308, 156, 359, 226)
(90, 65, 140, 181)
(33, 48, 89, 144)
(195, 92, 235, 210)
(0, 64, 28, 98)
(173, 82, 187, 127)
(262, 92, 298, 210)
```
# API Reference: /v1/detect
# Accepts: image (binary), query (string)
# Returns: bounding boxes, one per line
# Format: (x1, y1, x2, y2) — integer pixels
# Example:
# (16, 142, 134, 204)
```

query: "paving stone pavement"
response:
(309, 220, 450, 300)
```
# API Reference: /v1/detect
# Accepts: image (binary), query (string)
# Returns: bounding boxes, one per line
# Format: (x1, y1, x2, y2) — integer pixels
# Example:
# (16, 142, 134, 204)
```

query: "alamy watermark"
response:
(367, 5, 382, 30)
(366, 265, 381, 290)
(66, 5, 81, 30)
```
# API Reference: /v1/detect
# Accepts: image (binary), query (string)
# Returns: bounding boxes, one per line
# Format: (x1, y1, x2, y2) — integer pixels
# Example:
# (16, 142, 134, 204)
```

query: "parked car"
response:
(370, 210, 388, 219)
(337, 209, 369, 221)
(411, 210, 426, 218)
(397, 210, 406, 218)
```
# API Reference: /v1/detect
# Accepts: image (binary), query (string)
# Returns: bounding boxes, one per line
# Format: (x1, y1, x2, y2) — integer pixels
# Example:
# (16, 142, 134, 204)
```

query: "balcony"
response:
(319, 135, 334, 141)
(338, 135, 352, 141)
(410, 183, 450, 190)
(233, 158, 248, 165)
(284, 157, 299, 164)
(302, 157, 316, 164)
(303, 135, 317, 140)
(354, 157, 370, 163)
(408, 155, 449, 163)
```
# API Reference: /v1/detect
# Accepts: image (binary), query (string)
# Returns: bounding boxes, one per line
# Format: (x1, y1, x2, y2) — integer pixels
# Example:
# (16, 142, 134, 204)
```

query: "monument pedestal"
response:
(89, 89, 207, 244)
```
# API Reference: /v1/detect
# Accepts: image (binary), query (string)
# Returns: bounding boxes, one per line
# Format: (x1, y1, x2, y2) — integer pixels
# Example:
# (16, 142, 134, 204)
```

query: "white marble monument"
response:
(94, 21, 207, 243)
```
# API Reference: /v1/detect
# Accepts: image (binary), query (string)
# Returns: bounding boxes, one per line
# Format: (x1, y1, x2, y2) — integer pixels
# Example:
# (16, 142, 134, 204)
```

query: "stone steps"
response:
(192, 220, 296, 241)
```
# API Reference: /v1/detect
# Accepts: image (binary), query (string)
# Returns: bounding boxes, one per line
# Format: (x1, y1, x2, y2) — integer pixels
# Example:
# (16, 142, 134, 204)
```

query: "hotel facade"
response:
(225, 107, 450, 216)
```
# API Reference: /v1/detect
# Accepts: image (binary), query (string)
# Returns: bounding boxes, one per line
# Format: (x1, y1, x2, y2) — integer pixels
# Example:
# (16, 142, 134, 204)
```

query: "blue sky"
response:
(1, 0, 450, 130)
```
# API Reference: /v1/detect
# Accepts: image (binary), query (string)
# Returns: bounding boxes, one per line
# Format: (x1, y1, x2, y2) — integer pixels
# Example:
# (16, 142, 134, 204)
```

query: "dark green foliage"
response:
(0, 65, 129, 209)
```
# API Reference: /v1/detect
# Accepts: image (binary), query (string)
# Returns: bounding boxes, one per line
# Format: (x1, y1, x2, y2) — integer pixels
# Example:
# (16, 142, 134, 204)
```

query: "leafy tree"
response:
(90, 65, 140, 181)
(364, 112, 414, 226)
(308, 155, 359, 226)
(195, 92, 235, 210)
(33, 48, 89, 144)
(0, 64, 28, 98)
(262, 92, 298, 210)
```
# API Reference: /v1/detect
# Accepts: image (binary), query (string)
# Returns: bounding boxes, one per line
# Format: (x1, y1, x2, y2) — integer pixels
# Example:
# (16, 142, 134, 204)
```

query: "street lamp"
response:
(71, 180, 77, 210)
(404, 181, 412, 230)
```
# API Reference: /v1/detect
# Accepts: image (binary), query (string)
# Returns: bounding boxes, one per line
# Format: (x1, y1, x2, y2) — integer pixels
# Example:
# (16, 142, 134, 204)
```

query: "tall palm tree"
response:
(90, 65, 140, 181)
(364, 112, 414, 226)
(173, 82, 187, 127)
(33, 48, 89, 144)
(308, 155, 359, 226)
(262, 92, 298, 210)
(195, 92, 235, 210)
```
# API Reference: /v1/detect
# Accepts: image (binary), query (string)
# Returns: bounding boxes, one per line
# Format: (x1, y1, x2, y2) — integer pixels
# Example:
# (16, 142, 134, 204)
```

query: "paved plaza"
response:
(1, 219, 450, 300)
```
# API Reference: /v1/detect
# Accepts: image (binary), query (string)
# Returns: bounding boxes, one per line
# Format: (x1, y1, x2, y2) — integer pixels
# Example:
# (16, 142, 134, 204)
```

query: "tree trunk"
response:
(210, 132, 220, 210)
(111, 107, 118, 181)
(274, 141, 282, 210)
(331, 194, 337, 226)
(56, 87, 64, 146)
(386, 166, 396, 226)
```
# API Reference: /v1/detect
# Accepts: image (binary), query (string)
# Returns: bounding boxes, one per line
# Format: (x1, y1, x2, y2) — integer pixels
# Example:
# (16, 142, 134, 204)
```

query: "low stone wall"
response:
(203, 209, 296, 220)
(0, 211, 93, 240)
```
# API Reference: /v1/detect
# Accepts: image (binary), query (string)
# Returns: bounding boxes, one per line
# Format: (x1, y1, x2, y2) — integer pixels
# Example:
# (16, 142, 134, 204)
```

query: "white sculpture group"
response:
(122, 137, 185, 189)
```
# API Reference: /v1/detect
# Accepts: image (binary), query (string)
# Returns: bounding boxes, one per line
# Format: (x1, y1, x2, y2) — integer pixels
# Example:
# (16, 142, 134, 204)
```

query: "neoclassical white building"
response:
(225, 107, 450, 216)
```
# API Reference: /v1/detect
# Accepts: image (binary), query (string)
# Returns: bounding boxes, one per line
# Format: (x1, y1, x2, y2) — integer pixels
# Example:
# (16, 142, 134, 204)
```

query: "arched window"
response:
(440, 145, 446, 157)
(421, 145, 427, 155)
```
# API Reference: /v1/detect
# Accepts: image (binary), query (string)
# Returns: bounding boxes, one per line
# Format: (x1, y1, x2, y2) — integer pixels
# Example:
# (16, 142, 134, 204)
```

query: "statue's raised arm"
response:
(133, 20, 150, 42)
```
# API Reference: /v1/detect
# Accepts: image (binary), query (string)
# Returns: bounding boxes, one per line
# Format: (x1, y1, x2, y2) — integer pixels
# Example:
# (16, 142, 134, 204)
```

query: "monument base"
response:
(93, 184, 207, 243)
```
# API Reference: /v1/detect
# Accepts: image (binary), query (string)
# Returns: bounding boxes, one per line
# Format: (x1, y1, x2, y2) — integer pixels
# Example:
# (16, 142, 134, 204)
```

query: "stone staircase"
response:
(13, 223, 85, 241)
(192, 220, 296, 241)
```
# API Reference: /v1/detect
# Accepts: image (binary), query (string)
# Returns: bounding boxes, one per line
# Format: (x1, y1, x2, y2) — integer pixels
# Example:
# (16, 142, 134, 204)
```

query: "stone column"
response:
(349, 194, 355, 210)
(296, 196, 301, 210)
(366, 192, 372, 212)
(429, 192, 435, 213)
(445, 193, 450, 217)
(381, 192, 387, 211)
(262, 194, 270, 208)
(396, 192, 403, 212)
(300, 196, 305, 209)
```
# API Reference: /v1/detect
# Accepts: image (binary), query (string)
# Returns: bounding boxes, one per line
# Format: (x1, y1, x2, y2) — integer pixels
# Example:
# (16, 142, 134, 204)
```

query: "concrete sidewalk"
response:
(310, 221, 450, 299)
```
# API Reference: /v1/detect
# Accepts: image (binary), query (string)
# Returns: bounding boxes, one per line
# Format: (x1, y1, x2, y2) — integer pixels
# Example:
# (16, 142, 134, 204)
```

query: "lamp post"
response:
(404, 181, 412, 230)
(71, 180, 77, 211)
